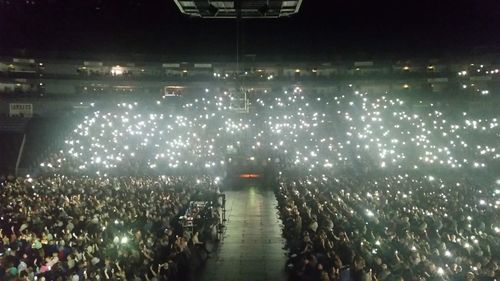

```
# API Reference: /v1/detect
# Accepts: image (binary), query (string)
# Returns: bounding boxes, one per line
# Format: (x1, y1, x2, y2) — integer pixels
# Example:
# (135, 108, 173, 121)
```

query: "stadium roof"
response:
(173, 0, 303, 18)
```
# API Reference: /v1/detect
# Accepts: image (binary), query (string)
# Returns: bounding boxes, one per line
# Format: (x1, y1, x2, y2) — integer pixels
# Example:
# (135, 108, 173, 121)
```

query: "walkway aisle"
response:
(199, 187, 288, 281)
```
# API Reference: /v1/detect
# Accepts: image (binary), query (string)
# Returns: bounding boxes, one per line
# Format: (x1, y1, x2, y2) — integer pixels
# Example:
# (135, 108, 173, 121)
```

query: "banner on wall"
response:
(9, 103, 33, 118)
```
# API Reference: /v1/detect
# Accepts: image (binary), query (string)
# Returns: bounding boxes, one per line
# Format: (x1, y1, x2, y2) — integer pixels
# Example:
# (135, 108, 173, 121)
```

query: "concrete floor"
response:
(199, 187, 288, 281)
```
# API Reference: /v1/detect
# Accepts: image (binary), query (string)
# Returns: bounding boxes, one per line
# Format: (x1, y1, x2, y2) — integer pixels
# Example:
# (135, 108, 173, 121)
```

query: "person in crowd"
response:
(191, 231, 211, 262)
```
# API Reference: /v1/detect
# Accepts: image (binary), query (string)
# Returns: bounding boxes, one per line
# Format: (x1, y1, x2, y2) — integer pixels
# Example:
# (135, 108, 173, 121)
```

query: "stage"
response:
(198, 186, 287, 281)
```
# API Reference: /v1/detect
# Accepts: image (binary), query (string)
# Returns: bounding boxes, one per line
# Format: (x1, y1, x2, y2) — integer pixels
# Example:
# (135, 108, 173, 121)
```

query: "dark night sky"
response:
(0, 0, 499, 59)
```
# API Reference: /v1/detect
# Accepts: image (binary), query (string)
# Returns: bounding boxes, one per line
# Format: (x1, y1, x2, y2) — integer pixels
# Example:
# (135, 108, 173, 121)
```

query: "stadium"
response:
(0, 1, 499, 281)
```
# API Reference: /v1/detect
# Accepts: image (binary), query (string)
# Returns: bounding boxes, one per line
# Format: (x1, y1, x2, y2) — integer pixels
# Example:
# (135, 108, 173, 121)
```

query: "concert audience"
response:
(0, 175, 220, 281)
(277, 174, 499, 281)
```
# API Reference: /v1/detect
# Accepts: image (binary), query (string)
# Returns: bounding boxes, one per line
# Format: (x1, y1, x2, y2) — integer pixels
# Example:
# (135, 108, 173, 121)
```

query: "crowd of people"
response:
(0, 175, 221, 281)
(277, 174, 499, 281)
(2, 86, 499, 280)
(36, 88, 500, 177)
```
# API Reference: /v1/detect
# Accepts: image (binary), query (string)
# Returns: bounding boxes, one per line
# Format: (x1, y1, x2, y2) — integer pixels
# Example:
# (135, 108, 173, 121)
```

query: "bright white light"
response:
(437, 267, 444, 275)
(120, 237, 128, 244)
(111, 65, 124, 76)
(366, 209, 374, 217)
